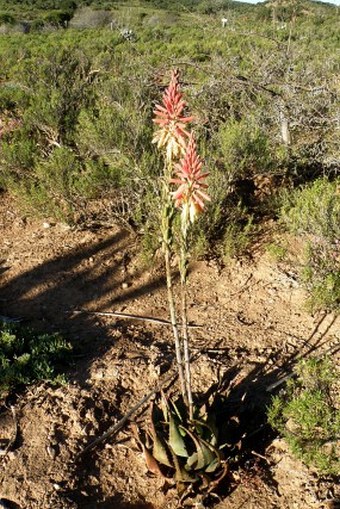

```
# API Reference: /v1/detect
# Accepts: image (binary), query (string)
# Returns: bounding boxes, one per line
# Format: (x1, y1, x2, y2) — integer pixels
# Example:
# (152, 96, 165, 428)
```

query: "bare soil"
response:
(0, 193, 339, 509)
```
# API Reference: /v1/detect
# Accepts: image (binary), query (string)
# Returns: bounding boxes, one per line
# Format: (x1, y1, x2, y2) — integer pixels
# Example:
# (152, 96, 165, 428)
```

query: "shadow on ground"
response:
(70, 315, 339, 508)
(0, 225, 338, 508)
(0, 228, 166, 380)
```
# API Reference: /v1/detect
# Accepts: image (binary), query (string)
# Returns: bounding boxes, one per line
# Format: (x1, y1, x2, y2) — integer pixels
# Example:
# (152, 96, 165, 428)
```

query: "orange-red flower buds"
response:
(152, 69, 193, 161)
(170, 134, 210, 223)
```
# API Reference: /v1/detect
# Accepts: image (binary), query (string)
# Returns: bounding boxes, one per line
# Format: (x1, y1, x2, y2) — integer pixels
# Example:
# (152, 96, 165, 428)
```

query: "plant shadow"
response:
(0, 228, 168, 380)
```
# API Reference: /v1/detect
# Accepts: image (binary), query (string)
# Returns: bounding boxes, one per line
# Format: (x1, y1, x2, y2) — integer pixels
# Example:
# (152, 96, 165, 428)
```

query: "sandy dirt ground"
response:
(0, 193, 339, 509)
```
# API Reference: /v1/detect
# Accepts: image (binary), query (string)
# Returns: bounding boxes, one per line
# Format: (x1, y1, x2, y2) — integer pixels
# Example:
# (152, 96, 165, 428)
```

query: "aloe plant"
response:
(152, 70, 210, 417)
(136, 393, 228, 499)
(143, 70, 219, 498)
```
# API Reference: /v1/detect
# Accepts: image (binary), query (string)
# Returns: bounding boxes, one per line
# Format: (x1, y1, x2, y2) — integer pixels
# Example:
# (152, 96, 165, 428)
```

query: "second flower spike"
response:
(171, 134, 211, 224)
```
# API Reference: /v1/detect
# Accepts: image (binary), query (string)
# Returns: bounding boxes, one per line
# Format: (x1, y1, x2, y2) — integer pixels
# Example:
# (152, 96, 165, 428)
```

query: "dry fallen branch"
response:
(75, 371, 178, 459)
(71, 308, 202, 328)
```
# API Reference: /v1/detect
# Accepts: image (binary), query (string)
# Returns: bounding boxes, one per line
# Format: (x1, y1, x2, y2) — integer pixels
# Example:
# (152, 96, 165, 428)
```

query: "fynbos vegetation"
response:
(268, 357, 340, 476)
(0, 0, 339, 502)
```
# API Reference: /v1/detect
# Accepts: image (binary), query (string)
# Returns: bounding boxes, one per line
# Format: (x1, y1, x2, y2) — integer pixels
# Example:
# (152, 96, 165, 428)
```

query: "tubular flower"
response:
(171, 134, 210, 223)
(152, 69, 193, 161)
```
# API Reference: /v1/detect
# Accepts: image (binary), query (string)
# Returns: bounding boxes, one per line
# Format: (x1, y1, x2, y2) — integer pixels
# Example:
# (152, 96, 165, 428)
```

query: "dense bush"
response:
(281, 178, 340, 312)
(43, 9, 73, 27)
(215, 118, 274, 181)
(268, 357, 340, 476)
(0, 12, 15, 24)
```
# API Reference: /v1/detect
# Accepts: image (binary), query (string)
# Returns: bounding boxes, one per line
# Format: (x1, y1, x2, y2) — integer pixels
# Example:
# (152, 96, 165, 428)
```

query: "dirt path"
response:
(0, 194, 339, 508)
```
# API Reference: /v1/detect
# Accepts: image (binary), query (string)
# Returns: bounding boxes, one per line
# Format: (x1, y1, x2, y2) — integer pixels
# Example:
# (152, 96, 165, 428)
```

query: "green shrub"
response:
(280, 178, 340, 312)
(281, 178, 340, 242)
(30, 18, 45, 31)
(268, 357, 340, 476)
(0, 83, 27, 112)
(0, 321, 72, 396)
(0, 135, 38, 188)
(25, 147, 83, 220)
(43, 10, 73, 27)
(190, 153, 255, 259)
(266, 242, 287, 262)
(0, 12, 15, 24)
(1, 145, 84, 221)
(216, 118, 274, 182)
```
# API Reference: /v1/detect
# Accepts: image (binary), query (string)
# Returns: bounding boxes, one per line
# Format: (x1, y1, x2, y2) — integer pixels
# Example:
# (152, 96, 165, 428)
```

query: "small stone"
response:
(121, 282, 129, 289)
(43, 222, 51, 229)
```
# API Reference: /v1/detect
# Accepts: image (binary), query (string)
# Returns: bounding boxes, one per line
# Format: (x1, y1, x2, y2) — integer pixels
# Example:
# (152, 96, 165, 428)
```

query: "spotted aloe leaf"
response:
(169, 397, 186, 427)
(182, 425, 217, 471)
(205, 456, 220, 473)
(198, 440, 217, 471)
(192, 417, 218, 446)
(205, 413, 219, 445)
(149, 401, 173, 468)
(186, 451, 199, 470)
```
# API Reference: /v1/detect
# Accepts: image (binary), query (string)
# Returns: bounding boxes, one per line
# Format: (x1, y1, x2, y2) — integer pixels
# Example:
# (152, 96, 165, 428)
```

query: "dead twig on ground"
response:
(75, 371, 178, 460)
(71, 308, 202, 328)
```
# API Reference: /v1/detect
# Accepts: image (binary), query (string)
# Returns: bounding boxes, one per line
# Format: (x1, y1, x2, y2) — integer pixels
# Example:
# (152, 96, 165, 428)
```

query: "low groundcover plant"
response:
(0, 320, 71, 397)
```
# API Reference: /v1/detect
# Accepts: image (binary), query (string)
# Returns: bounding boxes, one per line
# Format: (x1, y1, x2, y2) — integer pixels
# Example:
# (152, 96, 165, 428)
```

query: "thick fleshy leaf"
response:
(192, 417, 218, 446)
(197, 440, 216, 470)
(150, 401, 163, 428)
(169, 445, 197, 483)
(149, 401, 172, 467)
(169, 412, 189, 457)
(152, 432, 173, 468)
(182, 425, 217, 471)
(140, 441, 166, 477)
(186, 451, 198, 470)
(205, 456, 220, 473)
(169, 397, 186, 423)
(206, 414, 219, 445)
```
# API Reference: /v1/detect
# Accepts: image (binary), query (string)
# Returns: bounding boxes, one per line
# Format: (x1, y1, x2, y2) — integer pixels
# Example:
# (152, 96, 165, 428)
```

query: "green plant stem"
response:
(164, 243, 187, 404)
(180, 212, 193, 421)
(161, 170, 187, 405)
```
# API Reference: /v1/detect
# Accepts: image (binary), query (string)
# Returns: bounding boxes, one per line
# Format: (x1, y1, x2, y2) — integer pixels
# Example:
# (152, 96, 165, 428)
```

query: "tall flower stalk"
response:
(153, 70, 191, 404)
(161, 163, 187, 404)
(153, 70, 210, 416)
(171, 134, 210, 419)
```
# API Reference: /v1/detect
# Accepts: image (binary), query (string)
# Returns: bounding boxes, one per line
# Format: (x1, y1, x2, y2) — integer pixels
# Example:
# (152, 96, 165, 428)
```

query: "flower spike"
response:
(171, 134, 210, 223)
(152, 69, 193, 161)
